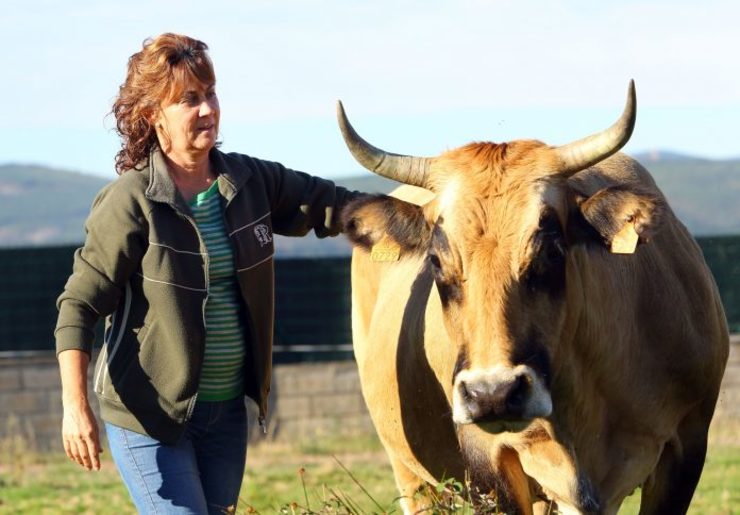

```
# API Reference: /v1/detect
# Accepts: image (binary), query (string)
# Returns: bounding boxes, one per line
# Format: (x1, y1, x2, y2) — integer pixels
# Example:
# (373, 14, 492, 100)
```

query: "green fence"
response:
(0, 247, 353, 363)
(0, 246, 84, 354)
(698, 235, 740, 335)
(1, 237, 738, 360)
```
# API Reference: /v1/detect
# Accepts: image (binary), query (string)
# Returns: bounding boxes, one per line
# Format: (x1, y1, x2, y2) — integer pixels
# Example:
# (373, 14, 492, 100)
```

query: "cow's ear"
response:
(575, 185, 665, 251)
(341, 194, 432, 252)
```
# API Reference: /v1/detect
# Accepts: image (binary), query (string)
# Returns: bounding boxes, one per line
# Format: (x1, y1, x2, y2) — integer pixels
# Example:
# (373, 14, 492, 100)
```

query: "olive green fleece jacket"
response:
(55, 147, 358, 444)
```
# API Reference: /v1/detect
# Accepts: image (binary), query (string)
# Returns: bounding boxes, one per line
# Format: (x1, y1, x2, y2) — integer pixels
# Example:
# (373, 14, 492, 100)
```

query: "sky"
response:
(2, 0, 739, 180)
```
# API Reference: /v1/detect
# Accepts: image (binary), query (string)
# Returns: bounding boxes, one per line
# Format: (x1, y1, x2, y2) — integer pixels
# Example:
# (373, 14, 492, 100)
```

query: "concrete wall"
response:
(715, 335, 740, 423)
(1, 337, 739, 452)
(0, 353, 373, 452)
(0, 353, 65, 452)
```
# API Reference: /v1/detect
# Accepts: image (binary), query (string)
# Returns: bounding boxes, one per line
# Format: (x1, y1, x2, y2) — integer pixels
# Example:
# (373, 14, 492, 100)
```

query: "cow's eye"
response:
(428, 253, 442, 270)
(428, 251, 462, 305)
(523, 235, 566, 295)
(543, 236, 565, 263)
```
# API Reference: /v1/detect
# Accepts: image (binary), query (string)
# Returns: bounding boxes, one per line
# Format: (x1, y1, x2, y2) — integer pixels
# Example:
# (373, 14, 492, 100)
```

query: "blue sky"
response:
(2, 0, 738, 180)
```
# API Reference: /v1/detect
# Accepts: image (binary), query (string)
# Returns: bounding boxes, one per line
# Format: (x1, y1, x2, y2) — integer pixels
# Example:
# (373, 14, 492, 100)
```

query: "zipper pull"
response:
(258, 415, 267, 435)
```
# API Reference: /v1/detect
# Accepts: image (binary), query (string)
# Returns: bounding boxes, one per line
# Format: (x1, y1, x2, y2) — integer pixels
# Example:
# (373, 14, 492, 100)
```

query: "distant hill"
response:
(639, 157, 740, 235)
(0, 164, 109, 247)
(631, 150, 712, 164)
(0, 154, 738, 255)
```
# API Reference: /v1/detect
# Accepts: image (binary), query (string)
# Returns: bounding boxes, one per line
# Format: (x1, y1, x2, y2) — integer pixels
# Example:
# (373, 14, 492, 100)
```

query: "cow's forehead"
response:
(433, 175, 566, 281)
(436, 175, 563, 235)
(510, 181, 565, 271)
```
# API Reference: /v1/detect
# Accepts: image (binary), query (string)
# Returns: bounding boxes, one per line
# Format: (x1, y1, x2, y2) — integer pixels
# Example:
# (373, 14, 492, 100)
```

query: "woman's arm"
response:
(59, 349, 102, 470)
(55, 177, 147, 469)
(254, 158, 363, 238)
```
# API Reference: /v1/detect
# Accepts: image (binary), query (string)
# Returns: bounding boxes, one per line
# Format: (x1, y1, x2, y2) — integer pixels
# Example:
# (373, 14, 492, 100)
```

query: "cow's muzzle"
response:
(452, 365, 552, 429)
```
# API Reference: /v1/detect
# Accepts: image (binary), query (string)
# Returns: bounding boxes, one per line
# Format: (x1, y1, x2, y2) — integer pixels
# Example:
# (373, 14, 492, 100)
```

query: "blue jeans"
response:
(105, 397, 248, 514)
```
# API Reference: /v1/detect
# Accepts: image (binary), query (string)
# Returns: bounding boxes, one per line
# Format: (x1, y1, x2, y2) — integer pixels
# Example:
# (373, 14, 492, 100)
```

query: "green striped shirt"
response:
(188, 179, 245, 401)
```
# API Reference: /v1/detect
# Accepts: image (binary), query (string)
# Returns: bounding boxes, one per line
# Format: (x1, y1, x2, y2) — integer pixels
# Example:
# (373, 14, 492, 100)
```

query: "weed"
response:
(0, 415, 39, 487)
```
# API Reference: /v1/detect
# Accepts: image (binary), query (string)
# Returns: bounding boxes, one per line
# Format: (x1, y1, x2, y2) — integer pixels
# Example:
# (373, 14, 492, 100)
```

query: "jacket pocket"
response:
(230, 212, 275, 272)
(95, 324, 145, 401)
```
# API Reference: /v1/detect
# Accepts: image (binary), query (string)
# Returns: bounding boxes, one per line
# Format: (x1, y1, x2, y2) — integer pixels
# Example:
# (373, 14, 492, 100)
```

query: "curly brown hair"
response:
(111, 33, 216, 174)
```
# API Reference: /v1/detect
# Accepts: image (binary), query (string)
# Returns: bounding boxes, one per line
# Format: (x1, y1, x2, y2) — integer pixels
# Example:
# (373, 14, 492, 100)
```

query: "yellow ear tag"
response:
(610, 222, 639, 254)
(370, 236, 401, 262)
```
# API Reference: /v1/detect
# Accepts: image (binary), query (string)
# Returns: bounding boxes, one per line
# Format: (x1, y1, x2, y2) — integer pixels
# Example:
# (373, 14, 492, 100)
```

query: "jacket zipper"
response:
(221, 196, 268, 435)
(177, 209, 209, 422)
(223, 189, 267, 435)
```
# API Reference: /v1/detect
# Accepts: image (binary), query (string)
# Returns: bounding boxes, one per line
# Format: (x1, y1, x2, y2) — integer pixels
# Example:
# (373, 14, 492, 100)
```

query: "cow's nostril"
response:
(505, 374, 530, 413)
(459, 381, 474, 402)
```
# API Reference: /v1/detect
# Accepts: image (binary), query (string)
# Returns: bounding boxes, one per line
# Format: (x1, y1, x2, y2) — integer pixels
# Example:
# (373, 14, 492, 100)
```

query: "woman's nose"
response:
(199, 99, 216, 116)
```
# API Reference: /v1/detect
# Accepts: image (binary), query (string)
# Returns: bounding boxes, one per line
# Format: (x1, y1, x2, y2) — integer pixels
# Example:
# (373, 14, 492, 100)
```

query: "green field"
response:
(0, 431, 737, 514)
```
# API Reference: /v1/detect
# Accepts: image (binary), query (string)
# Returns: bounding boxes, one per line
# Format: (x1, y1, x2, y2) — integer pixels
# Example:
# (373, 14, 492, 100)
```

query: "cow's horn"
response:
(555, 80, 636, 175)
(336, 101, 433, 189)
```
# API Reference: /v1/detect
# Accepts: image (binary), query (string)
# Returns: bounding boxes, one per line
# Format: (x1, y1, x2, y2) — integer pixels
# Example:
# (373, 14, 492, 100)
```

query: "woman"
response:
(55, 33, 359, 514)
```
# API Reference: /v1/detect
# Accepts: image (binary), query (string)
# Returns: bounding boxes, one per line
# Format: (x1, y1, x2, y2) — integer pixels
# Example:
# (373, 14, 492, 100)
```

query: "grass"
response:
(0, 426, 738, 514)
(239, 435, 399, 513)
(618, 445, 740, 515)
(0, 453, 136, 514)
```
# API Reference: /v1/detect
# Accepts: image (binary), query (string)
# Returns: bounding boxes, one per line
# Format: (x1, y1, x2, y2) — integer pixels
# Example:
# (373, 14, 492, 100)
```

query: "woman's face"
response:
(154, 80, 220, 159)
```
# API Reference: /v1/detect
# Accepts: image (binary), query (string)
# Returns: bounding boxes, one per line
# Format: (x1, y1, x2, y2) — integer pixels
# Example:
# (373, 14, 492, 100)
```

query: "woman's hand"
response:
(62, 398, 102, 470)
(58, 349, 102, 470)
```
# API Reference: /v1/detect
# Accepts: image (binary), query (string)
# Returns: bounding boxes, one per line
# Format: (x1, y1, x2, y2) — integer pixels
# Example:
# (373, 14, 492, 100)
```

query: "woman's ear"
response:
(149, 108, 162, 131)
(150, 109, 170, 151)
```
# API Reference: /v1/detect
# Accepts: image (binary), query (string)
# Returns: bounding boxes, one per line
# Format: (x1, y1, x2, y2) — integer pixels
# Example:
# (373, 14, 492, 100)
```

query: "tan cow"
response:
(338, 82, 729, 515)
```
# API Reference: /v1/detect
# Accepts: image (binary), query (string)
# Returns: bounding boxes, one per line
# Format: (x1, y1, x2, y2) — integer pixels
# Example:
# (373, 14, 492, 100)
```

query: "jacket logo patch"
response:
(254, 224, 273, 247)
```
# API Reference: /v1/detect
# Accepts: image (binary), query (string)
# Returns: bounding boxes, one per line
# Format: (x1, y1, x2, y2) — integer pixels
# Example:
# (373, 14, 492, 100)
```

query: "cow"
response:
(337, 82, 729, 515)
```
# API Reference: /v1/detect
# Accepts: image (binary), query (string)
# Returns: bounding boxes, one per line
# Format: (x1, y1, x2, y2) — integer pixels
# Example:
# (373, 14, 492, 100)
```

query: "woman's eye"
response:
(181, 94, 199, 106)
